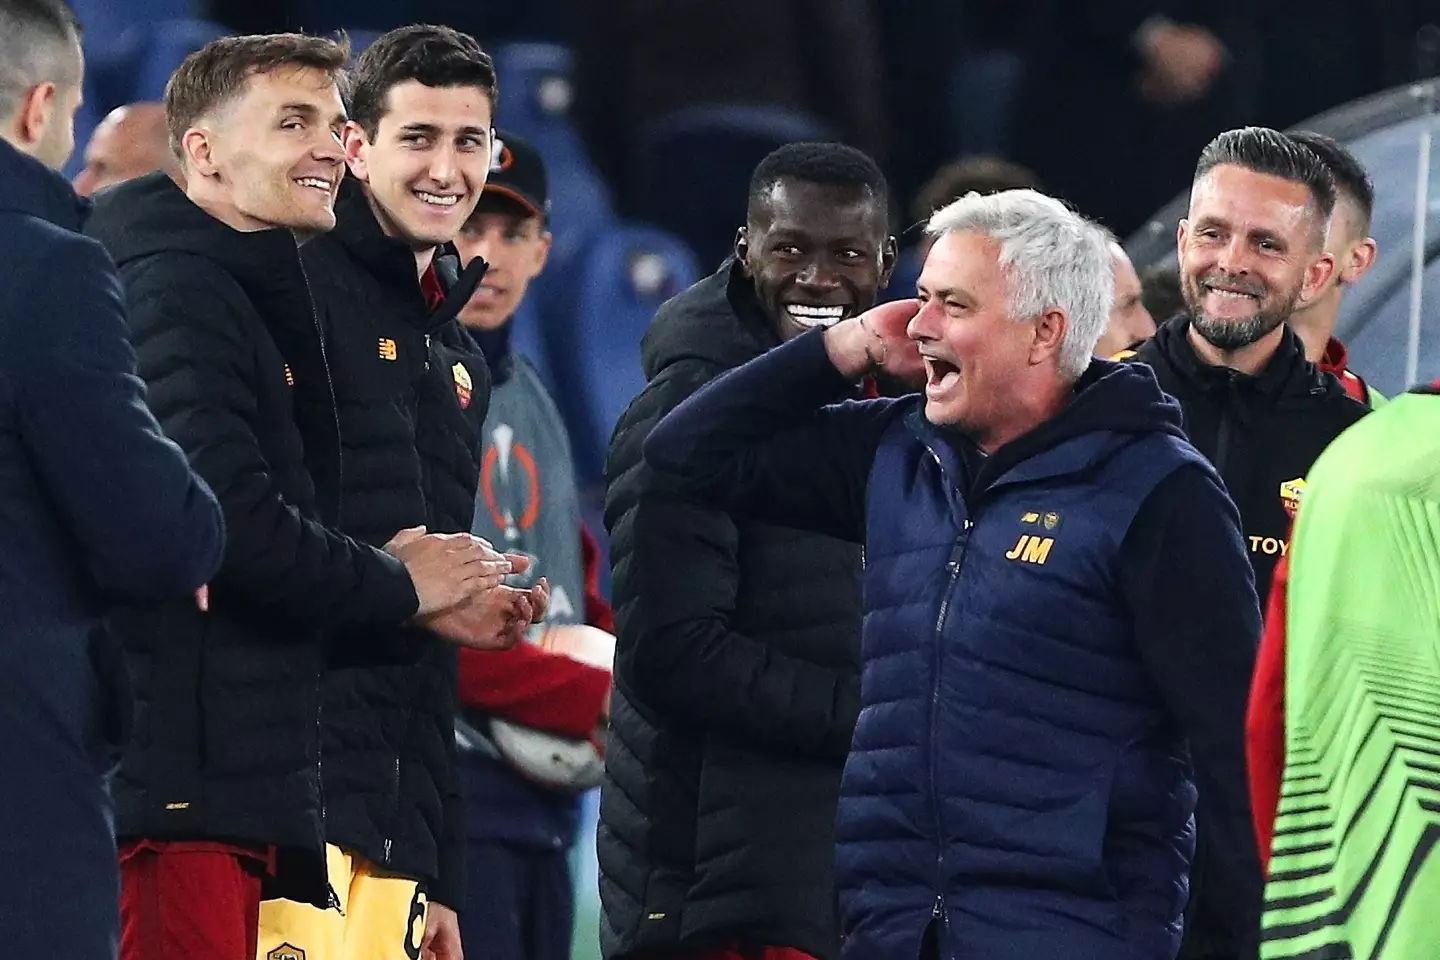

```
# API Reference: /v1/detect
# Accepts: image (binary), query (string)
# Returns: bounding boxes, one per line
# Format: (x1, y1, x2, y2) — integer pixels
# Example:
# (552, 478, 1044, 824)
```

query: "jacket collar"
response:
(0, 137, 91, 231)
(905, 359, 1187, 502)
(1148, 314, 1326, 402)
(329, 177, 487, 334)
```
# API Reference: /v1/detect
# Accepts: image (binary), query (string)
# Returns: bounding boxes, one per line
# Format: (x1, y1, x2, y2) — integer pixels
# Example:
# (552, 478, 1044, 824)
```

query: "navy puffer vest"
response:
(839, 405, 1211, 960)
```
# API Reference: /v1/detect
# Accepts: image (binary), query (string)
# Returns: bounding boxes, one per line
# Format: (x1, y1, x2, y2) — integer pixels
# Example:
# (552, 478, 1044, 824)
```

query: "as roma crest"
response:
(1279, 477, 1307, 520)
(452, 361, 474, 410)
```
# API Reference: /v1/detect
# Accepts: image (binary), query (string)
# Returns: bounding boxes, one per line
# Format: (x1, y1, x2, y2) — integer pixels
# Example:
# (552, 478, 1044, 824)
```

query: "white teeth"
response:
(296, 177, 331, 190)
(418, 192, 460, 206)
(1208, 288, 1255, 300)
(784, 304, 846, 328)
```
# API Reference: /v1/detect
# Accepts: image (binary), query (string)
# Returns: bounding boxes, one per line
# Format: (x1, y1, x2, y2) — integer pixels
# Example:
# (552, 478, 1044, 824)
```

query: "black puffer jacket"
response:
(85, 173, 420, 908)
(300, 180, 490, 909)
(599, 260, 863, 960)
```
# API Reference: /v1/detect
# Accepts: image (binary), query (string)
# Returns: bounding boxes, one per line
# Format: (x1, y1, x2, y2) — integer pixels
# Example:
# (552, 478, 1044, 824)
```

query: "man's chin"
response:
(1191, 312, 1284, 351)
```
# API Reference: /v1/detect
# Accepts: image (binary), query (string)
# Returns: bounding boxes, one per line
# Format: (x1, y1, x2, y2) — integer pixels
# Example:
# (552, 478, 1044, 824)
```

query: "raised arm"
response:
(5, 239, 224, 600)
(643, 326, 904, 543)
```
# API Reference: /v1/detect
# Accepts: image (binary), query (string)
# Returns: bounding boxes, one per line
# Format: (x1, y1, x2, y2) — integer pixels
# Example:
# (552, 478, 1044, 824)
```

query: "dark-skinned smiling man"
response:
(598, 143, 898, 960)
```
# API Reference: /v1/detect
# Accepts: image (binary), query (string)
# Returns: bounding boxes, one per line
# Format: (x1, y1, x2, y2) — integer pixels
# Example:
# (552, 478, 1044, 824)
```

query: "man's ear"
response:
(181, 126, 218, 179)
(342, 120, 370, 181)
(15, 81, 57, 152)
(1301, 251, 1337, 303)
(879, 235, 898, 289)
(1340, 236, 1378, 286)
(734, 226, 751, 274)
(1031, 306, 1069, 367)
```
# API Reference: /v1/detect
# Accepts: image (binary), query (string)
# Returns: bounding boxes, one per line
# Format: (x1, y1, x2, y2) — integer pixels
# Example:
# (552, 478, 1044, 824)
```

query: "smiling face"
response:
(184, 66, 347, 233)
(736, 178, 894, 340)
(911, 230, 1056, 445)
(344, 79, 493, 250)
(1178, 163, 1335, 352)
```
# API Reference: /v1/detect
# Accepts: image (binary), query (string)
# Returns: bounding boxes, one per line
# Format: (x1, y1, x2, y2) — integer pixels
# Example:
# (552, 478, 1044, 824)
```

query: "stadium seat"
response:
(129, 19, 230, 103)
(491, 44, 616, 275)
(542, 224, 701, 484)
(70, 0, 195, 47)
(492, 43, 580, 152)
(633, 104, 836, 270)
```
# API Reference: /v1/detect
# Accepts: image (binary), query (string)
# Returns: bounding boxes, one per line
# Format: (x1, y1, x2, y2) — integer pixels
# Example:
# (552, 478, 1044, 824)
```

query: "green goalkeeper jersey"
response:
(1262, 386, 1440, 959)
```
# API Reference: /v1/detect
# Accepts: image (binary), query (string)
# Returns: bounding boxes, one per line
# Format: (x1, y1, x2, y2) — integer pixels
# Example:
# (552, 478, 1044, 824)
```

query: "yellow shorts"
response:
(257, 844, 428, 960)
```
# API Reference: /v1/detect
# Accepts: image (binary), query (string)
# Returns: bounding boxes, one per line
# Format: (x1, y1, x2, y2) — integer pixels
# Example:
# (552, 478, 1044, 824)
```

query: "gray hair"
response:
(0, 0, 82, 120)
(926, 189, 1113, 380)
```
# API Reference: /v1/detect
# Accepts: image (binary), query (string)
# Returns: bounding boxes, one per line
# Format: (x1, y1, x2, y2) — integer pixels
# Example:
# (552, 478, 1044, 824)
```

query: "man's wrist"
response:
(823, 318, 881, 379)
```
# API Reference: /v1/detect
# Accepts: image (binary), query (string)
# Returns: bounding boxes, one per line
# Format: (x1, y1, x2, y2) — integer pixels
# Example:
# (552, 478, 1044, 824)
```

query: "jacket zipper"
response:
(384, 752, 399, 865)
(923, 441, 974, 934)
(295, 259, 340, 903)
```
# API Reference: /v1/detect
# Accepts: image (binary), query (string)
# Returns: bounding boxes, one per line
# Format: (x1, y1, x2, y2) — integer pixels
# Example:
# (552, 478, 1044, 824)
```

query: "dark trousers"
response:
(462, 840, 574, 960)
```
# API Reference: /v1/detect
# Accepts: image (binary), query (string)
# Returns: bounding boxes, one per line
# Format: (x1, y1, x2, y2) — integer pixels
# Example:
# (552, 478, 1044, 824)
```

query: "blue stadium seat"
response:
(71, 0, 195, 47)
(542, 224, 701, 484)
(491, 44, 616, 274)
(634, 104, 836, 270)
(492, 43, 580, 152)
(128, 20, 229, 103)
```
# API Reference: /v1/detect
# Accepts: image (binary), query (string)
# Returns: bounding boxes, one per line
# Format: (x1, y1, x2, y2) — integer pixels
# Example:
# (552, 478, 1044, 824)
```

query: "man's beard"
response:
(1183, 271, 1301, 351)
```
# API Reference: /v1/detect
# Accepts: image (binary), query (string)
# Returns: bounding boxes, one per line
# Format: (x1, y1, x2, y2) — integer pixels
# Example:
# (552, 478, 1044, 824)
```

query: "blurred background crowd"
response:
(58, 3, 1440, 956)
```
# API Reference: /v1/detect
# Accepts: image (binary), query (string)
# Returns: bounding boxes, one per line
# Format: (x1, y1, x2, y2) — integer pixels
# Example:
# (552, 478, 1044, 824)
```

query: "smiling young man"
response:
(265, 24, 546, 960)
(599, 142, 895, 960)
(1122, 126, 1369, 960)
(82, 33, 514, 960)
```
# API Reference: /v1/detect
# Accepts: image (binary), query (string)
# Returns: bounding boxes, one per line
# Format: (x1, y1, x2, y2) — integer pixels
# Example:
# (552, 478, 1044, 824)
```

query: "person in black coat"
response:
(1121, 128, 1370, 960)
(599, 143, 896, 960)
(0, 5, 224, 959)
(83, 34, 510, 960)
(265, 26, 545, 960)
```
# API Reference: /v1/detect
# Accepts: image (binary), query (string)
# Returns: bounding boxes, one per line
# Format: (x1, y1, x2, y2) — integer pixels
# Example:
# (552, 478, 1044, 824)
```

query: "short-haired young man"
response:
(600, 142, 895, 960)
(1286, 130, 1382, 406)
(0, 3, 224, 958)
(84, 33, 511, 960)
(450, 130, 618, 960)
(257, 25, 547, 960)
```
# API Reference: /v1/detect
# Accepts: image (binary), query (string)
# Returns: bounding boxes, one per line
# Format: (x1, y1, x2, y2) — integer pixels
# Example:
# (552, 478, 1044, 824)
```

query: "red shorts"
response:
(119, 839, 275, 960)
